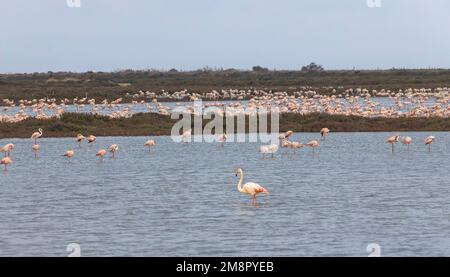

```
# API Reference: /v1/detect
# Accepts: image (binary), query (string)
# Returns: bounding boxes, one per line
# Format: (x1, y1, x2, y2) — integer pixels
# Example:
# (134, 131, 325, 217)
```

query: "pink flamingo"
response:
(144, 140, 156, 151)
(108, 144, 119, 158)
(425, 136, 435, 152)
(96, 149, 107, 161)
(320, 128, 330, 140)
(31, 128, 43, 144)
(401, 136, 412, 150)
(1, 156, 12, 171)
(1, 143, 14, 157)
(217, 133, 227, 147)
(76, 134, 85, 147)
(386, 135, 400, 153)
(306, 139, 320, 154)
(87, 135, 96, 145)
(235, 168, 269, 205)
(63, 150, 74, 161)
(32, 144, 40, 158)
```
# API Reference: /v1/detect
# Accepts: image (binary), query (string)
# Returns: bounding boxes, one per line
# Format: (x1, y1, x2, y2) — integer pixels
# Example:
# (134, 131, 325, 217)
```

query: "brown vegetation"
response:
(1, 69, 450, 102)
(0, 113, 448, 139)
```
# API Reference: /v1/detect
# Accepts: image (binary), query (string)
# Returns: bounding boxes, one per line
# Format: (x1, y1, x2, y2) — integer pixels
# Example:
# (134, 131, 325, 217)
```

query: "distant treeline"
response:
(1, 68, 450, 102)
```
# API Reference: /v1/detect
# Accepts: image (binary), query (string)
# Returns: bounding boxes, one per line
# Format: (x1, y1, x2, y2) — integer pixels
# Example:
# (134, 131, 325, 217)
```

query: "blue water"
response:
(0, 132, 449, 256)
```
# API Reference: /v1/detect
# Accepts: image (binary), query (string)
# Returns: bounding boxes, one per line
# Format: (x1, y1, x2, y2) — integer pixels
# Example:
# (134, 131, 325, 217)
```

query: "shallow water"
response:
(0, 97, 441, 117)
(0, 132, 449, 256)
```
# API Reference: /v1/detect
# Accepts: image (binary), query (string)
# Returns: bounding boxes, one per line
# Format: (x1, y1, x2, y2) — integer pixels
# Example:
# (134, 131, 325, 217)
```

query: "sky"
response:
(1, 0, 450, 73)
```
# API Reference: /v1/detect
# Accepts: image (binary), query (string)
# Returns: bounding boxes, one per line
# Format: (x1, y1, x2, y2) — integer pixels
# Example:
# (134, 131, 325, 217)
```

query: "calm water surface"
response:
(0, 132, 449, 256)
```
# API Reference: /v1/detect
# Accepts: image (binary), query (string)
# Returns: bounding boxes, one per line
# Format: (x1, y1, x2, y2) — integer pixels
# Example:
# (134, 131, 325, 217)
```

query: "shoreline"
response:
(0, 112, 449, 139)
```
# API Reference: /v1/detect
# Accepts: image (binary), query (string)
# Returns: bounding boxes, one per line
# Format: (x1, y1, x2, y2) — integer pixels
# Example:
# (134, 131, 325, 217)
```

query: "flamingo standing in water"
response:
(108, 144, 119, 158)
(32, 144, 40, 158)
(259, 144, 279, 158)
(290, 141, 304, 153)
(401, 136, 412, 150)
(235, 168, 269, 205)
(1, 143, 14, 157)
(217, 133, 227, 147)
(31, 128, 43, 144)
(386, 135, 400, 153)
(87, 135, 97, 145)
(63, 150, 74, 161)
(306, 140, 320, 154)
(144, 140, 156, 151)
(279, 130, 293, 141)
(425, 136, 435, 152)
(182, 129, 192, 143)
(1, 156, 12, 171)
(320, 128, 330, 140)
(76, 134, 85, 147)
(96, 149, 107, 161)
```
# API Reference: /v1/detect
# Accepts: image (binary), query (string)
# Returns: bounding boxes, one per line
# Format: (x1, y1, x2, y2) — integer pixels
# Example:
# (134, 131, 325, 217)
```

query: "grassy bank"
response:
(1, 69, 450, 102)
(0, 113, 449, 139)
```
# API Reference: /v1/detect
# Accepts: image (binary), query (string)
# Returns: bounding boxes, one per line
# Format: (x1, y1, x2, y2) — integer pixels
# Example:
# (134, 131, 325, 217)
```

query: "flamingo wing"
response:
(243, 182, 269, 194)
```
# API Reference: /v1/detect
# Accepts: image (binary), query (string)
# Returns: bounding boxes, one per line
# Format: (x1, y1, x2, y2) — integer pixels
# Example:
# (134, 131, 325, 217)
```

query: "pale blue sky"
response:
(1, 0, 450, 72)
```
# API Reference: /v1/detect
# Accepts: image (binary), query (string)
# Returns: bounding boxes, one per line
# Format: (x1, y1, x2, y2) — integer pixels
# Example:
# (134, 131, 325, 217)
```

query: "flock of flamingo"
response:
(0, 87, 446, 205)
(0, 125, 439, 204)
(1, 87, 449, 122)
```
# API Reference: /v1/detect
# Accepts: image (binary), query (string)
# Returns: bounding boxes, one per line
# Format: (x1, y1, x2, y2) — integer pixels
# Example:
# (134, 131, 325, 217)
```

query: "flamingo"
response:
(1, 156, 12, 171)
(386, 135, 400, 153)
(76, 134, 85, 147)
(290, 141, 304, 152)
(87, 135, 96, 145)
(217, 133, 227, 147)
(32, 144, 40, 158)
(108, 144, 119, 158)
(1, 143, 14, 157)
(144, 139, 156, 151)
(235, 168, 269, 205)
(425, 136, 435, 152)
(31, 128, 43, 144)
(306, 139, 320, 154)
(96, 149, 107, 161)
(401, 136, 412, 150)
(182, 129, 192, 143)
(259, 144, 279, 158)
(63, 150, 74, 160)
(281, 139, 292, 148)
(320, 128, 330, 140)
(279, 130, 293, 141)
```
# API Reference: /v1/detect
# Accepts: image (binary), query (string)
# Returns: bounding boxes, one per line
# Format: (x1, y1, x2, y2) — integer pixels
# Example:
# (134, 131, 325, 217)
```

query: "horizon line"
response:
(2, 66, 450, 75)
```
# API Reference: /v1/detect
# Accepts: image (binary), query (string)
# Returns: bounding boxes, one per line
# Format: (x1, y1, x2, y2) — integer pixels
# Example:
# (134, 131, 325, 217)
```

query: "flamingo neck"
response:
(237, 172, 244, 192)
